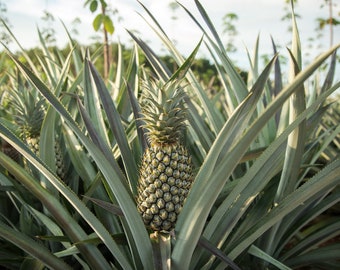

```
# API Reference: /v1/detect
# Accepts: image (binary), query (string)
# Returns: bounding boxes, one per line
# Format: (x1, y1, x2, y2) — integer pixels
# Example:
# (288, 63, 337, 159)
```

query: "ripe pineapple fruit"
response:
(8, 86, 65, 180)
(136, 79, 194, 232)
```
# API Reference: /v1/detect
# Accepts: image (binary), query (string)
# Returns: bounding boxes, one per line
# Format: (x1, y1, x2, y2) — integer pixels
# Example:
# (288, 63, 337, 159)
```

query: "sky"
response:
(2, 0, 340, 70)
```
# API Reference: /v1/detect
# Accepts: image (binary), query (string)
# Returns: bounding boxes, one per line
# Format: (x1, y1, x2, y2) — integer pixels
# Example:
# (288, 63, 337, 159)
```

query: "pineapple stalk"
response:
(151, 231, 171, 269)
(136, 79, 194, 232)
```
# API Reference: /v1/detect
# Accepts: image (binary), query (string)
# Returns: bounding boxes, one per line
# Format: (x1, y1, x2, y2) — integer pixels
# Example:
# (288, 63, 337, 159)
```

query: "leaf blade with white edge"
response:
(88, 60, 139, 194)
(5, 53, 154, 270)
(227, 158, 340, 260)
(0, 219, 73, 270)
(248, 245, 292, 270)
(172, 55, 278, 270)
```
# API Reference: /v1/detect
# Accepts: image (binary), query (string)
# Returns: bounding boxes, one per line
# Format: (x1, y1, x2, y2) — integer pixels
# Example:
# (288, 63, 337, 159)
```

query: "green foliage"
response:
(222, 12, 239, 53)
(0, 2, 12, 45)
(85, 0, 114, 35)
(93, 14, 114, 34)
(0, 1, 339, 269)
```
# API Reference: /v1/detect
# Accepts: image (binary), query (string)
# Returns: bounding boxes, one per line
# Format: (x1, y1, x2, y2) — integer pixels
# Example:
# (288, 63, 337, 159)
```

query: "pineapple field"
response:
(0, 1, 339, 269)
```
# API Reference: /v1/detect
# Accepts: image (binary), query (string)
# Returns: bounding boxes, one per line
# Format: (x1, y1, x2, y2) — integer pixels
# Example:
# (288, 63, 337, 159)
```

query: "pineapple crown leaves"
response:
(8, 85, 46, 138)
(140, 79, 188, 145)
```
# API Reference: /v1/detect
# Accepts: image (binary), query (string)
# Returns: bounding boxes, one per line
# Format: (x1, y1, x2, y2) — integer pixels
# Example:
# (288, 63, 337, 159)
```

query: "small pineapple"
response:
(136, 79, 194, 232)
(8, 85, 65, 180)
(12, 88, 46, 155)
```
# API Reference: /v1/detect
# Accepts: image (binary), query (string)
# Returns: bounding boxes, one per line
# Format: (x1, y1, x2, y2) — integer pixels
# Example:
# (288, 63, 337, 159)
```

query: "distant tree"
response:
(317, 0, 339, 48)
(281, 0, 300, 33)
(168, 1, 179, 46)
(0, 1, 12, 45)
(70, 17, 82, 37)
(283, 0, 339, 55)
(41, 10, 57, 46)
(222, 13, 238, 53)
(84, 0, 116, 79)
(169, 1, 179, 22)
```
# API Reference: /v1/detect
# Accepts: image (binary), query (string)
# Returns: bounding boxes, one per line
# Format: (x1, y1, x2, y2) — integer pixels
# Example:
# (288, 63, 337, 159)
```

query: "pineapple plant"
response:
(0, 1, 339, 269)
(136, 79, 194, 232)
(8, 84, 66, 180)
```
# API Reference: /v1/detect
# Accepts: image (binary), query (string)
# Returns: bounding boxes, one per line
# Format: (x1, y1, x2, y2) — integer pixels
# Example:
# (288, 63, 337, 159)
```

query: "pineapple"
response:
(8, 85, 65, 180)
(136, 79, 194, 232)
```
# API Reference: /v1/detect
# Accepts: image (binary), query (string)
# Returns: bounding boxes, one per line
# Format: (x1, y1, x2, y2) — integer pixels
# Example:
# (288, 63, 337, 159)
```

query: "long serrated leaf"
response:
(36, 28, 59, 85)
(40, 106, 58, 192)
(167, 36, 203, 83)
(180, 0, 248, 104)
(128, 29, 171, 81)
(0, 149, 113, 270)
(198, 237, 241, 270)
(246, 34, 260, 85)
(264, 44, 307, 256)
(83, 54, 110, 146)
(172, 55, 277, 269)
(248, 245, 292, 270)
(185, 95, 213, 153)
(0, 219, 73, 270)
(84, 196, 124, 216)
(76, 93, 133, 197)
(137, 0, 170, 40)
(274, 191, 340, 259)
(116, 43, 139, 119)
(173, 43, 339, 269)
(87, 60, 139, 194)
(62, 123, 96, 186)
(320, 50, 337, 94)
(26, 205, 90, 267)
(283, 243, 340, 268)
(203, 43, 237, 114)
(289, 1, 302, 76)
(59, 21, 83, 75)
(227, 80, 339, 248)
(192, 142, 285, 269)
(62, 123, 123, 232)
(218, 81, 340, 261)
(228, 158, 340, 260)
(282, 218, 340, 260)
(137, 2, 225, 134)
(112, 42, 124, 99)
(276, 49, 306, 198)
(40, 47, 73, 191)
(5, 53, 153, 269)
(126, 81, 147, 152)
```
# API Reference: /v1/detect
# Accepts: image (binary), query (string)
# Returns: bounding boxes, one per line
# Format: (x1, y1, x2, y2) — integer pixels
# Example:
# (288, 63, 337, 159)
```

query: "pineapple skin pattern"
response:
(136, 80, 194, 232)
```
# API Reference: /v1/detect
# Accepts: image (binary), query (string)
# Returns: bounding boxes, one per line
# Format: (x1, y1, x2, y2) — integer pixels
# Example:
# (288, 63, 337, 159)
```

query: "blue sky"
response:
(3, 0, 339, 69)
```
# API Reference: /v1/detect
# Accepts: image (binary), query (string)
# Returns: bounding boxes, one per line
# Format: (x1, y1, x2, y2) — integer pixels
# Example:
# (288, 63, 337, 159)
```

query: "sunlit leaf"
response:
(89, 0, 98, 12)
(92, 14, 103, 31)
(103, 15, 114, 34)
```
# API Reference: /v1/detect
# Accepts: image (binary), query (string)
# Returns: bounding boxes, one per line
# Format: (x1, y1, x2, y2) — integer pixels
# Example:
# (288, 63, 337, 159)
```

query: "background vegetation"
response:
(0, 0, 339, 269)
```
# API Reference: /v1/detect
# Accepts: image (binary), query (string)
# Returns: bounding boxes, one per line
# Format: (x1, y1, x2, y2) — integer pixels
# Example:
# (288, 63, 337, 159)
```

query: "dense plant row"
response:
(0, 1, 339, 269)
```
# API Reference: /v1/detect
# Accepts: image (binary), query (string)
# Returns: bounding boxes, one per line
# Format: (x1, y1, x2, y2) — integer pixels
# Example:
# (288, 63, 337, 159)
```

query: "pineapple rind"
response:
(137, 143, 193, 231)
(55, 140, 66, 180)
(25, 135, 65, 180)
